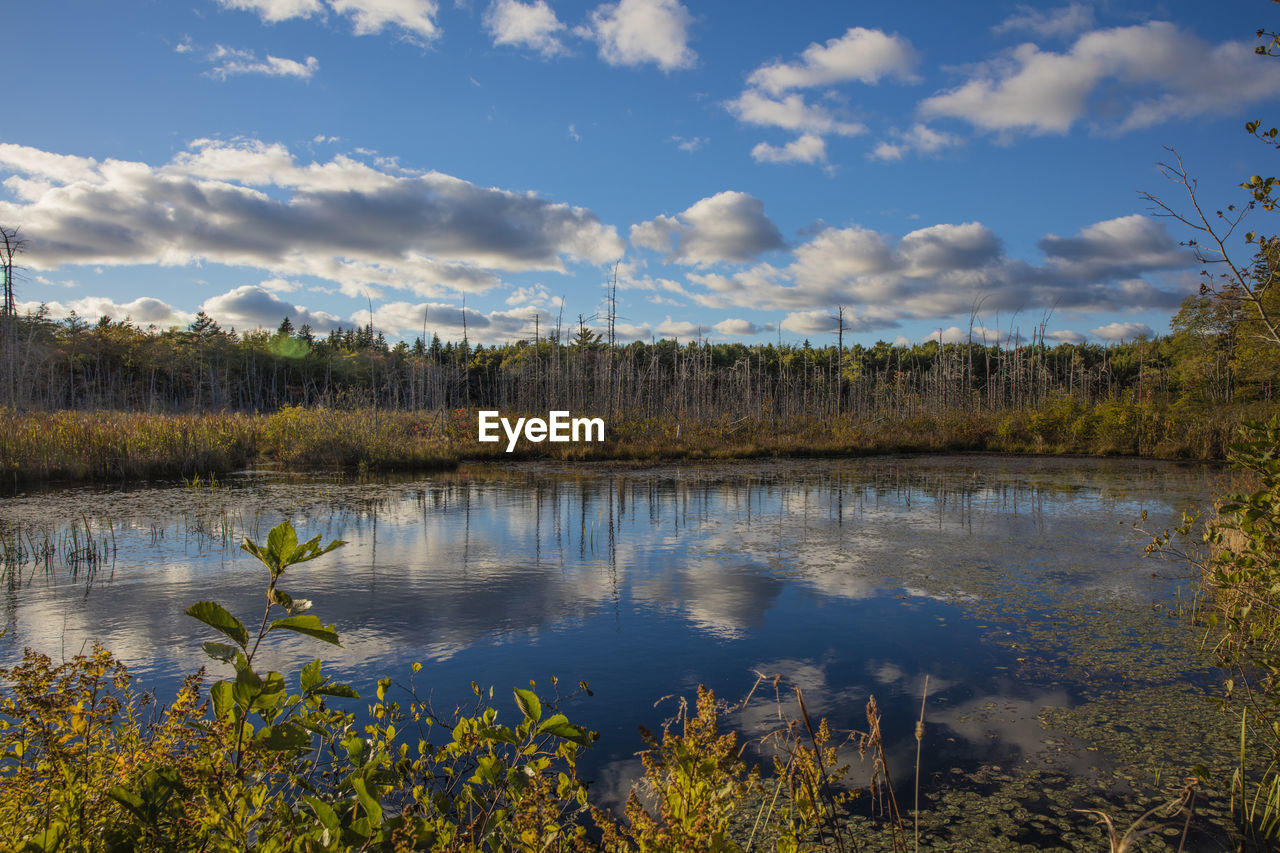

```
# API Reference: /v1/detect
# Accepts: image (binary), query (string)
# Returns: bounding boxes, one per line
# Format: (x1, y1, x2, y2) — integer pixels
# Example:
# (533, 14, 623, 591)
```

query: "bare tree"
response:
(1142, 150, 1280, 348)
(1, 226, 26, 408)
(1, 226, 23, 318)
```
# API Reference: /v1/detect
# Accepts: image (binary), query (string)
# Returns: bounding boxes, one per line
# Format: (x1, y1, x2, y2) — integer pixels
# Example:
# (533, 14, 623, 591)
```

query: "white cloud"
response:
(206, 45, 319, 80)
(352, 300, 539, 341)
(582, 0, 696, 71)
(0, 139, 624, 300)
(217, 0, 440, 41)
(258, 277, 302, 292)
(992, 3, 1094, 39)
(924, 325, 1016, 345)
(215, 0, 325, 23)
(202, 285, 343, 331)
(869, 123, 961, 161)
(22, 296, 195, 329)
(483, 0, 567, 56)
(751, 134, 827, 165)
(630, 191, 785, 265)
(504, 283, 554, 307)
(746, 27, 919, 94)
(728, 26, 915, 169)
(330, 0, 440, 40)
(921, 21, 1280, 135)
(725, 90, 864, 137)
(671, 135, 707, 152)
(1046, 329, 1086, 344)
(1091, 321, 1153, 341)
(673, 215, 1190, 336)
(713, 318, 759, 336)
(0, 144, 98, 184)
(655, 317, 708, 338)
(1039, 214, 1191, 278)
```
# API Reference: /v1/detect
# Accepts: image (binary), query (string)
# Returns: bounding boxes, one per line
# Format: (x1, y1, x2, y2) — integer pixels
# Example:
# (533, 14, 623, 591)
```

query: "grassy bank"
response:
(1, 399, 1273, 484)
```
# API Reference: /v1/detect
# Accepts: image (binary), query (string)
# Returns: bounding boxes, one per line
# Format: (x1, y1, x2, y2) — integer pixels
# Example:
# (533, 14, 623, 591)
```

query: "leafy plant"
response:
(1147, 417, 1280, 843)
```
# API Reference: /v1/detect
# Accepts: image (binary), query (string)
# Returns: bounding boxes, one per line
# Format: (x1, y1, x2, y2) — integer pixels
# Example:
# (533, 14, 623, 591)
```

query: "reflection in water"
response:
(0, 455, 1217, 804)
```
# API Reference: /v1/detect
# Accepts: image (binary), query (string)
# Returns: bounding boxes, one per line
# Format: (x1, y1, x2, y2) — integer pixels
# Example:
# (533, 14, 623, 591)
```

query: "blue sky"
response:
(4, 0, 1278, 347)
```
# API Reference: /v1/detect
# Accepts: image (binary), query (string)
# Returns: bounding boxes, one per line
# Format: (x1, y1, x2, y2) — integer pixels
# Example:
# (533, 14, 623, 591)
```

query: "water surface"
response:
(0, 454, 1231, 846)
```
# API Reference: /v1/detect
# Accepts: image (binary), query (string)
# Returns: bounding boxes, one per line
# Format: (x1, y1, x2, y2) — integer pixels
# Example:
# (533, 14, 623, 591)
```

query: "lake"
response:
(0, 454, 1237, 848)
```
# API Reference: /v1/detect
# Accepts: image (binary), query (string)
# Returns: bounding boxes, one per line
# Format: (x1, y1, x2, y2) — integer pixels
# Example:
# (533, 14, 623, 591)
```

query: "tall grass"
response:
(0, 398, 1264, 485)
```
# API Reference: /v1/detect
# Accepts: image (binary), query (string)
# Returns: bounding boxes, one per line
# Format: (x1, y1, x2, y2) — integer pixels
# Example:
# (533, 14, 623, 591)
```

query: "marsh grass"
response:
(0, 397, 1264, 485)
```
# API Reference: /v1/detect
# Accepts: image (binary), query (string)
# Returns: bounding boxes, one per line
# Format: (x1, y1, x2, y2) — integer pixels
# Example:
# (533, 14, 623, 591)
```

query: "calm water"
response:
(0, 454, 1222, 817)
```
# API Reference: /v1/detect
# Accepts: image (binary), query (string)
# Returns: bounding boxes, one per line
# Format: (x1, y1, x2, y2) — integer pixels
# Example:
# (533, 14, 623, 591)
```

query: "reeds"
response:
(0, 398, 1260, 487)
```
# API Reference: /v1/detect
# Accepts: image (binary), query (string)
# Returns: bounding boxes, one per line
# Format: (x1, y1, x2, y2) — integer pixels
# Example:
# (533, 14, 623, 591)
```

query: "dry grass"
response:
(0, 400, 1265, 485)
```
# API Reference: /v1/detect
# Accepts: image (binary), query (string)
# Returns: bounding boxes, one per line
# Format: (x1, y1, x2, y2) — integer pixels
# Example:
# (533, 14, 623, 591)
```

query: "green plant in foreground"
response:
(0, 521, 600, 851)
(0, 519, 913, 852)
(180, 520, 599, 851)
(1148, 417, 1280, 844)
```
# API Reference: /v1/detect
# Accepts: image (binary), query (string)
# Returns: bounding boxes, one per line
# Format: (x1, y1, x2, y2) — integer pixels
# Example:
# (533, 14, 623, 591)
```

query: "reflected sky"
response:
(0, 455, 1218, 794)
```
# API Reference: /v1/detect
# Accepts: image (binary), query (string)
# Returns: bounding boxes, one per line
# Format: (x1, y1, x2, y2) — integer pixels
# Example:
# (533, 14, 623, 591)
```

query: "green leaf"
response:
(267, 522, 299, 567)
(270, 614, 341, 646)
(351, 775, 384, 825)
(304, 795, 340, 834)
(301, 658, 323, 693)
(479, 725, 520, 745)
(202, 641, 239, 664)
(251, 671, 288, 712)
(107, 785, 144, 812)
(315, 681, 360, 699)
(211, 681, 235, 720)
(256, 722, 311, 751)
(514, 688, 542, 723)
(186, 601, 248, 648)
(537, 714, 593, 745)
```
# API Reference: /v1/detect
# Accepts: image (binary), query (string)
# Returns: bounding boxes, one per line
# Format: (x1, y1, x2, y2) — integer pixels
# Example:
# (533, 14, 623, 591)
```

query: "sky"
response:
(4, 0, 1279, 348)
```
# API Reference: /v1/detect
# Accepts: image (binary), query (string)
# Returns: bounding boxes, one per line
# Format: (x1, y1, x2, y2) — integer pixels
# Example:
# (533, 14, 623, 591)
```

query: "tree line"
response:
(0, 285, 1274, 421)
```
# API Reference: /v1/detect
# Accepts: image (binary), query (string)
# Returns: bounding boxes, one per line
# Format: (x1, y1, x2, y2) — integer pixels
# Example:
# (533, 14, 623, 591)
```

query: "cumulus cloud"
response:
(580, 0, 696, 71)
(215, 0, 325, 22)
(673, 215, 1190, 336)
(1091, 321, 1153, 341)
(201, 286, 343, 331)
(23, 296, 196, 329)
(713, 318, 760, 336)
(656, 317, 709, 338)
(728, 26, 916, 168)
(780, 309, 839, 335)
(630, 192, 785, 265)
(483, 0, 567, 56)
(205, 45, 319, 80)
(216, 0, 440, 41)
(924, 325, 1018, 345)
(869, 123, 962, 161)
(921, 21, 1280, 135)
(751, 134, 828, 165)
(746, 27, 918, 94)
(1039, 214, 1191, 279)
(352, 300, 549, 341)
(0, 139, 624, 300)
(725, 90, 864, 137)
(1046, 329, 1086, 344)
(992, 3, 1094, 38)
